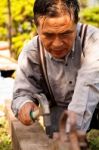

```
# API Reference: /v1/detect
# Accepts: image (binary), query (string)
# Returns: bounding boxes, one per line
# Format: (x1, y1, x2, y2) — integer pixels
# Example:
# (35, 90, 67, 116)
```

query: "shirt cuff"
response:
(18, 100, 33, 111)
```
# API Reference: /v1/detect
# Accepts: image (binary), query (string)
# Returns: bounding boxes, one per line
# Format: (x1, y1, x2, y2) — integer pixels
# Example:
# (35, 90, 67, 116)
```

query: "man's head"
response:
(33, 0, 80, 58)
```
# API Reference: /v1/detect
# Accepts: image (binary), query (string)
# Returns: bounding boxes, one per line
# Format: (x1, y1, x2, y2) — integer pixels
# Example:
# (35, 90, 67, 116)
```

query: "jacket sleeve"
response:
(68, 27, 99, 131)
(11, 39, 47, 116)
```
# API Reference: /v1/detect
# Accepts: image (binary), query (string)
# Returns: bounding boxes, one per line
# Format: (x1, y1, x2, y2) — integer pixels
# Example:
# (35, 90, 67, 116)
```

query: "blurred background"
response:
(0, 0, 99, 150)
(0, 0, 99, 60)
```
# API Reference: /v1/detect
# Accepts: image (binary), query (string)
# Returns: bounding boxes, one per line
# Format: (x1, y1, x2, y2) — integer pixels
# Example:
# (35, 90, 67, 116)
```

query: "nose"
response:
(52, 36, 63, 49)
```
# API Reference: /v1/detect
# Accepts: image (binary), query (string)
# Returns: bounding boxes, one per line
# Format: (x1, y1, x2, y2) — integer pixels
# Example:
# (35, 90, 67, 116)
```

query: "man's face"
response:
(37, 14, 77, 59)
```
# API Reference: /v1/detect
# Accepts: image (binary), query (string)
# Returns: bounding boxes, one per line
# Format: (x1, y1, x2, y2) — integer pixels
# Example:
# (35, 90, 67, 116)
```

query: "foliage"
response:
(0, 0, 99, 59)
(80, 7, 99, 27)
(0, 0, 8, 40)
(87, 130, 99, 150)
(12, 33, 32, 59)
(0, 0, 36, 59)
(0, 117, 12, 150)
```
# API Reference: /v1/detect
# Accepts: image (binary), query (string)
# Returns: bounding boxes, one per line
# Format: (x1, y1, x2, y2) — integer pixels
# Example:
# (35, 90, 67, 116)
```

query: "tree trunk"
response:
(7, 0, 12, 56)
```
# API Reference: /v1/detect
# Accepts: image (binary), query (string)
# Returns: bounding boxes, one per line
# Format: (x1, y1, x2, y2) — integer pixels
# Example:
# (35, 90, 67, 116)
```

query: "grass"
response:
(0, 105, 12, 150)
(87, 129, 99, 150)
(0, 117, 12, 150)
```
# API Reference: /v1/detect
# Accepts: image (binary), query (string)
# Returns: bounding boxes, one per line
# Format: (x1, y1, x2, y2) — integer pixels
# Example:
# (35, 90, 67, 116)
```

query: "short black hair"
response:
(33, 0, 80, 26)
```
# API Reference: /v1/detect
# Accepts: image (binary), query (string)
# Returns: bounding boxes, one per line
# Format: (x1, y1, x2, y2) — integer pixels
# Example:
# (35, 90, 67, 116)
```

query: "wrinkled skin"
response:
(37, 13, 77, 59)
(18, 102, 38, 125)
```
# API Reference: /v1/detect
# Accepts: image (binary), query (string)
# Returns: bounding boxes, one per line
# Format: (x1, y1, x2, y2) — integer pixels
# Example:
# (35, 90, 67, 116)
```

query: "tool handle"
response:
(30, 109, 40, 121)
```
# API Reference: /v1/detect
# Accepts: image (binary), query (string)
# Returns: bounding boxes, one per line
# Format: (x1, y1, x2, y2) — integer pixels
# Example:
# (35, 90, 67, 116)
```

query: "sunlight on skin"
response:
(37, 14, 77, 59)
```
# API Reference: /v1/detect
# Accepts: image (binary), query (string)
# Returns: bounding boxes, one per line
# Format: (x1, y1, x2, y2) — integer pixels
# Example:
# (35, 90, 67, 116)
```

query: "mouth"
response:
(49, 48, 70, 58)
(53, 50, 63, 54)
(51, 48, 66, 54)
(51, 49, 67, 57)
(52, 47, 66, 51)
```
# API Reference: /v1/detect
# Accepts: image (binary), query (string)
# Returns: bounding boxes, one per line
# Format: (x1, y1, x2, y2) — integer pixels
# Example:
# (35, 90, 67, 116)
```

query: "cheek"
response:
(63, 35, 76, 48)
(63, 39, 74, 49)
(40, 36, 52, 49)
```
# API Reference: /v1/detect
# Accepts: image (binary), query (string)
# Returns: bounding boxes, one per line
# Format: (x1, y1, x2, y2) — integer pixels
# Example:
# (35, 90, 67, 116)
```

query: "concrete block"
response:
(5, 100, 51, 150)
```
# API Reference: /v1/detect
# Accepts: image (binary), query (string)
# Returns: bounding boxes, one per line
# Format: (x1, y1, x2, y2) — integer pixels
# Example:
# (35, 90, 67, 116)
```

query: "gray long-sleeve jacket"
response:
(12, 23, 99, 131)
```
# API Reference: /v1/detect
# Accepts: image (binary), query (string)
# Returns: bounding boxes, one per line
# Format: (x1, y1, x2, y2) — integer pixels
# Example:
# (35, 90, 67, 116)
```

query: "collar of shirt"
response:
(44, 41, 75, 64)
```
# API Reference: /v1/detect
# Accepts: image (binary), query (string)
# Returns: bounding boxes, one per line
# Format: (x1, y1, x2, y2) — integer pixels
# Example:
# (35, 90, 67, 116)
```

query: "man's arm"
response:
(68, 27, 99, 131)
(11, 38, 48, 125)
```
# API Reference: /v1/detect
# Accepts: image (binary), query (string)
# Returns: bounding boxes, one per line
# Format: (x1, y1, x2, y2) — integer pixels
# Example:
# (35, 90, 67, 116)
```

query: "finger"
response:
(18, 103, 35, 125)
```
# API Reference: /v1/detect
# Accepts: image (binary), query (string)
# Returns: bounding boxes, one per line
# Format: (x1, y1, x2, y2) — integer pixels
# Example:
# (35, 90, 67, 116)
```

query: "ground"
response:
(0, 104, 99, 150)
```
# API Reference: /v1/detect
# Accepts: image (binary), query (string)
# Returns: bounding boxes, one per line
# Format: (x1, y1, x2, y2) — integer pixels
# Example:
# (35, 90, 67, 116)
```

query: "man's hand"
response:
(18, 102, 38, 125)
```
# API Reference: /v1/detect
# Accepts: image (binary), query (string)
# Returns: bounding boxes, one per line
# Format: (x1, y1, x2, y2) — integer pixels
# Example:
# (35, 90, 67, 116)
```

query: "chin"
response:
(53, 54, 66, 59)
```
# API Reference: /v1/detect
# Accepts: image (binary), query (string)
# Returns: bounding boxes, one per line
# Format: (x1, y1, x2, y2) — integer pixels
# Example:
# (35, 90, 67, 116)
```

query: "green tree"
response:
(0, 0, 36, 59)
(80, 7, 99, 27)
(0, 0, 8, 40)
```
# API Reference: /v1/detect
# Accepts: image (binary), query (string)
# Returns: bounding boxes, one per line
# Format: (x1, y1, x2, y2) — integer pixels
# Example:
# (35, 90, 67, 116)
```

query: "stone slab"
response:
(11, 120, 50, 150)
(5, 100, 51, 150)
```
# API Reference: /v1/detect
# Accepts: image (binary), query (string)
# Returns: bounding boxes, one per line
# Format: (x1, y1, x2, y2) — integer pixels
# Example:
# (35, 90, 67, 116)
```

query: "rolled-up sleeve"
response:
(68, 30, 99, 131)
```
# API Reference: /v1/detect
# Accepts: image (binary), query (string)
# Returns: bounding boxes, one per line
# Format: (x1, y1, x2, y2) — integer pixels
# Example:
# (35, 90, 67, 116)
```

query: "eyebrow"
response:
(43, 29, 75, 35)
(60, 30, 75, 34)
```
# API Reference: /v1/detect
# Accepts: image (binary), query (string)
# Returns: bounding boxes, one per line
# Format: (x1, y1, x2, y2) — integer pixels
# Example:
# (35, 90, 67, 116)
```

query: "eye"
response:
(64, 32, 73, 36)
(62, 33, 69, 36)
(62, 31, 74, 37)
(44, 33, 54, 38)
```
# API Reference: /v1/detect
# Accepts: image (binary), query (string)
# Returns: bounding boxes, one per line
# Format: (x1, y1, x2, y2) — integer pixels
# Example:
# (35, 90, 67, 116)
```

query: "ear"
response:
(33, 23, 38, 32)
(36, 29, 39, 35)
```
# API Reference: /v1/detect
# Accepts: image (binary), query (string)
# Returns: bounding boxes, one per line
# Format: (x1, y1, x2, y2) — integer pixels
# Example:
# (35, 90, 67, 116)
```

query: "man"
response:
(12, 0, 99, 136)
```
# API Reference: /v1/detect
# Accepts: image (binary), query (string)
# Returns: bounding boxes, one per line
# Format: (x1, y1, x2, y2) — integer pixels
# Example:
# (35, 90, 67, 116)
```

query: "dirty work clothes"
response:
(12, 34, 81, 115)
(12, 23, 99, 131)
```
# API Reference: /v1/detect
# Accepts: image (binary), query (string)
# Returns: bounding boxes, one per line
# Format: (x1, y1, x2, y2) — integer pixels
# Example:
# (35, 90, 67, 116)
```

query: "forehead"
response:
(38, 14, 75, 33)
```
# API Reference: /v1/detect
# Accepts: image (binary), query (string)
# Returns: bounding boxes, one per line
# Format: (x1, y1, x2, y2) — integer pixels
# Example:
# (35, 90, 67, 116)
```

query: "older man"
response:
(12, 0, 99, 137)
